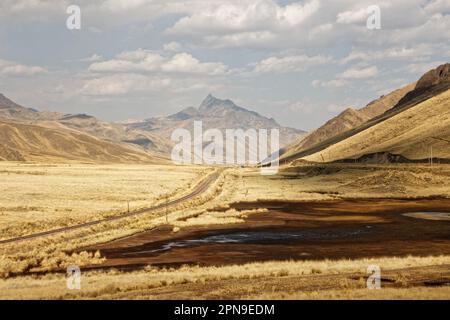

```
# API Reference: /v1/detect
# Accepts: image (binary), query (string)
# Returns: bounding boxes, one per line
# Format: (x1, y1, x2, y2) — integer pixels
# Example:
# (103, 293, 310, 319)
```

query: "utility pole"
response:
(430, 145, 433, 167)
(127, 201, 130, 213)
(429, 137, 450, 166)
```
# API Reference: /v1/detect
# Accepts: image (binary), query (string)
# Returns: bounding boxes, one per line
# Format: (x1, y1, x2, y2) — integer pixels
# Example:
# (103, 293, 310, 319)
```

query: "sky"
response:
(0, 0, 449, 130)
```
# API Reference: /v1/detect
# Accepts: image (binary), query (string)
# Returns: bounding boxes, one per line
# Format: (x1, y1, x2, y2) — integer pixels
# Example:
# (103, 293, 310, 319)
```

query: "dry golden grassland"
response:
(0, 162, 208, 240)
(227, 164, 450, 202)
(0, 255, 448, 299)
(0, 163, 224, 276)
(1, 163, 448, 277)
(0, 163, 449, 299)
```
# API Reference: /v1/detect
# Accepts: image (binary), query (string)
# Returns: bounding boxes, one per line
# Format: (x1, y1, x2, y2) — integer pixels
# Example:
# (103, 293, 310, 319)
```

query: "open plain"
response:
(0, 162, 449, 299)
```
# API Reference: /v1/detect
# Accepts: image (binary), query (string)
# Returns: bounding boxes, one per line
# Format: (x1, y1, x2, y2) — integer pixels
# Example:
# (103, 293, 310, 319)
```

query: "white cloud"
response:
(424, 0, 450, 14)
(163, 41, 183, 52)
(340, 66, 378, 79)
(161, 53, 228, 75)
(312, 65, 378, 88)
(387, 12, 450, 45)
(254, 54, 331, 74)
(406, 61, 447, 75)
(312, 78, 348, 88)
(89, 49, 229, 75)
(341, 46, 434, 64)
(89, 59, 142, 73)
(336, 8, 368, 24)
(80, 54, 103, 62)
(0, 0, 64, 13)
(0, 58, 47, 76)
(116, 48, 160, 62)
(0, 0, 69, 21)
(101, 0, 149, 12)
(166, 0, 320, 46)
(80, 73, 171, 96)
(202, 31, 277, 49)
(309, 23, 333, 38)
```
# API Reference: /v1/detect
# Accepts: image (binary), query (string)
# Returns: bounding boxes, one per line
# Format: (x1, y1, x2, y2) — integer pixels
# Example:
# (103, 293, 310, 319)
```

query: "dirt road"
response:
(0, 169, 222, 245)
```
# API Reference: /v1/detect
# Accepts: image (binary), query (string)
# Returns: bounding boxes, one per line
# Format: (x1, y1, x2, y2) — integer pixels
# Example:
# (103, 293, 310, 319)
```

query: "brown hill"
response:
(300, 88, 450, 164)
(0, 93, 172, 157)
(282, 63, 450, 164)
(283, 108, 370, 156)
(284, 63, 450, 164)
(390, 63, 450, 113)
(0, 120, 166, 163)
(281, 82, 416, 160)
(360, 82, 417, 118)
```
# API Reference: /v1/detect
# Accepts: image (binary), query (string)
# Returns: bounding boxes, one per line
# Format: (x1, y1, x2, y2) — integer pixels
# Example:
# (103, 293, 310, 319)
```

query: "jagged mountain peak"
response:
(0, 93, 23, 109)
(199, 94, 239, 112)
(415, 63, 450, 90)
(128, 94, 305, 147)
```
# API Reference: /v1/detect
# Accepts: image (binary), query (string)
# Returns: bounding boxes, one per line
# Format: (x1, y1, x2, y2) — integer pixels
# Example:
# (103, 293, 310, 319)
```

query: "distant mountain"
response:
(128, 94, 306, 147)
(0, 93, 61, 121)
(281, 82, 416, 160)
(0, 93, 23, 109)
(58, 113, 173, 156)
(283, 62, 450, 164)
(0, 93, 173, 157)
(0, 120, 166, 163)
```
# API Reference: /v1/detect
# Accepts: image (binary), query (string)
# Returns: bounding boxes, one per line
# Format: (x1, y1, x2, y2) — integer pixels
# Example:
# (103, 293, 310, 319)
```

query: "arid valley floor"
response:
(0, 162, 449, 299)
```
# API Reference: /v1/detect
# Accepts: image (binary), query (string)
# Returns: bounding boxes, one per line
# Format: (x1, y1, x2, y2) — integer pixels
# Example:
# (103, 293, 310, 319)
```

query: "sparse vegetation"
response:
(0, 163, 207, 240)
(0, 255, 448, 299)
(0, 163, 449, 299)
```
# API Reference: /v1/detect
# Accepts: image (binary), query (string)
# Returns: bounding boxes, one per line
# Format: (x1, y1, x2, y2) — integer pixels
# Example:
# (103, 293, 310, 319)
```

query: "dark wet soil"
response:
(88, 198, 450, 270)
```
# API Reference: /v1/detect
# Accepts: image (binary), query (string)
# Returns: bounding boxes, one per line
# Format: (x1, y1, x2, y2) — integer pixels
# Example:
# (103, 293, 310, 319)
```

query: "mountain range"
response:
(1, 62, 449, 165)
(0, 93, 305, 163)
(0, 95, 170, 163)
(127, 94, 306, 147)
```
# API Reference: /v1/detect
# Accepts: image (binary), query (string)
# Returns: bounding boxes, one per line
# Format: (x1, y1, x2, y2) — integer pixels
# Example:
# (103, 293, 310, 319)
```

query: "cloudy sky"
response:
(0, 0, 449, 130)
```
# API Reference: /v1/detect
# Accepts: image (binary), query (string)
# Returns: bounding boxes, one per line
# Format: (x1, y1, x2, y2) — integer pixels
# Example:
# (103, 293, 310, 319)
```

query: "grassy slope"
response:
(301, 89, 450, 163)
(0, 120, 167, 163)
(280, 82, 416, 161)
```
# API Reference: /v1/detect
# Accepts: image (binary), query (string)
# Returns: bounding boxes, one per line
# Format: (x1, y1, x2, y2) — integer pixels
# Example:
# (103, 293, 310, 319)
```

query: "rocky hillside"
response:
(128, 94, 305, 147)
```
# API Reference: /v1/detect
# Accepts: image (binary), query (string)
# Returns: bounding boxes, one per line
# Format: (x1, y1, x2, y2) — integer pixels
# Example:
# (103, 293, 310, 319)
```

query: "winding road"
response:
(0, 170, 222, 246)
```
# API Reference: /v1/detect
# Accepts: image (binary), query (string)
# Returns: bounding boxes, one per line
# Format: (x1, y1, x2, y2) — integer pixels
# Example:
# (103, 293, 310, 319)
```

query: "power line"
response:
(431, 137, 450, 144)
